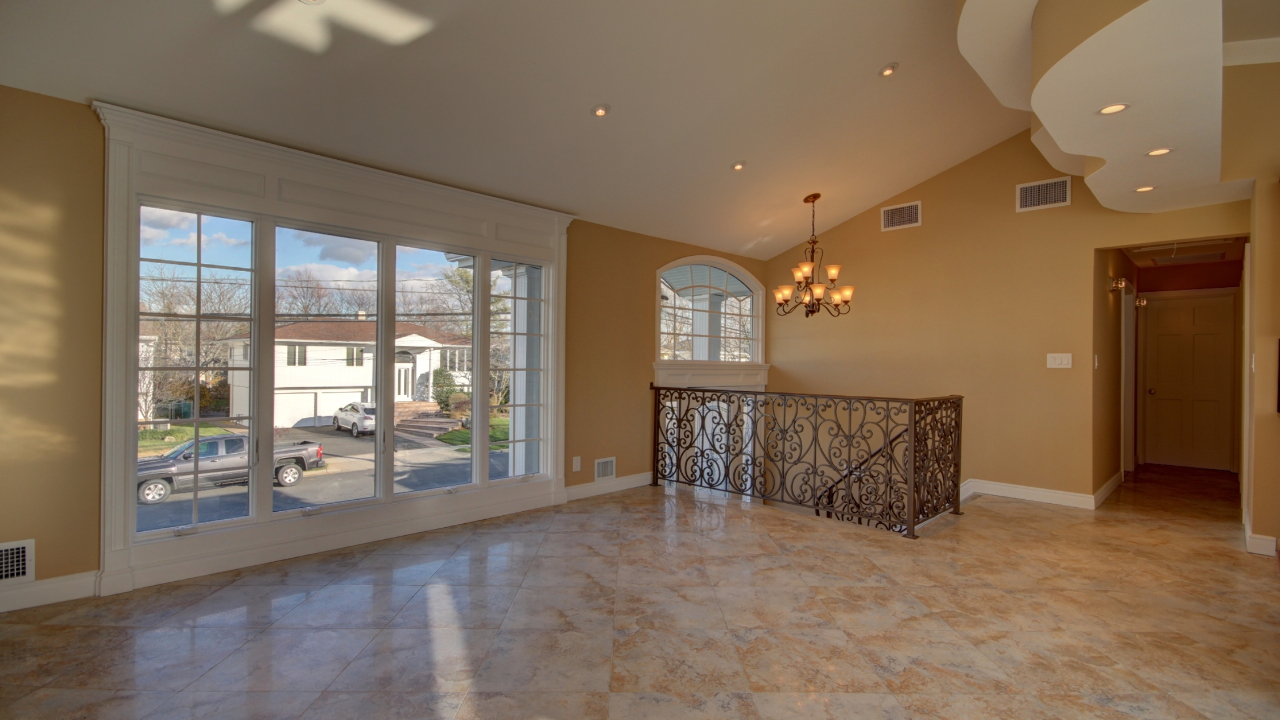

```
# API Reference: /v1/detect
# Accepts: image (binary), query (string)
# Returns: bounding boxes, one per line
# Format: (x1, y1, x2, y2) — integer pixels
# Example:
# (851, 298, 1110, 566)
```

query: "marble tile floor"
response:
(1, 464, 1277, 719)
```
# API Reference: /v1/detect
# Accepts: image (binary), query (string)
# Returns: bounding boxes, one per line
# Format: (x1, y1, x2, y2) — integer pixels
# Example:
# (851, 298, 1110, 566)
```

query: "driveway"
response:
(136, 427, 511, 532)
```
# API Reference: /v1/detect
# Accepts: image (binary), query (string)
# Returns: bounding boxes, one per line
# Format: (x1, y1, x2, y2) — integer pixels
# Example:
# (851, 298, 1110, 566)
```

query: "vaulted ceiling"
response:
(0, 0, 1029, 259)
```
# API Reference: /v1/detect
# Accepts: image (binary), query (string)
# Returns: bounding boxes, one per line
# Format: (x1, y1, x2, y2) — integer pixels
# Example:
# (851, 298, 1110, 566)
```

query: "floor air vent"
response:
(1017, 177, 1071, 211)
(881, 201, 921, 231)
(595, 457, 616, 481)
(0, 540, 33, 586)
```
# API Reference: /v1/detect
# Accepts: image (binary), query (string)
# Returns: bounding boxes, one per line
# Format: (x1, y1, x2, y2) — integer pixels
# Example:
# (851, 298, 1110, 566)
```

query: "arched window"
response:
(658, 259, 762, 362)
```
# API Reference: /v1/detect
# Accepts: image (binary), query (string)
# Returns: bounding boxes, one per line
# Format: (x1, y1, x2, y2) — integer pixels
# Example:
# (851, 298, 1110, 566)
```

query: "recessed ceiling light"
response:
(731, 162, 745, 171)
(879, 63, 898, 77)
(297, 0, 326, 5)
(1146, 148, 1172, 156)
(1099, 104, 1128, 115)
(1135, 186, 1155, 192)
(591, 104, 610, 117)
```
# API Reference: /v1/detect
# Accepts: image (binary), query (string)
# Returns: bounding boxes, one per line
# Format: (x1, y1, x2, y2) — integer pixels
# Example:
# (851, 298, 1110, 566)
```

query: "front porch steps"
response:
(396, 414, 463, 438)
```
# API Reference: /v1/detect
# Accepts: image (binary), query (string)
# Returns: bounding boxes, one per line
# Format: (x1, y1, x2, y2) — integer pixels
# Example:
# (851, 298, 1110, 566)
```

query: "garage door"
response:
(319, 391, 364, 420)
(274, 392, 317, 429)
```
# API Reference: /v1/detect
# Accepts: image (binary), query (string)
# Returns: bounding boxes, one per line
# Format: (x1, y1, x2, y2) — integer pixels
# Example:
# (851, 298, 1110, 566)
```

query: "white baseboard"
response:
(0, 571, 98, 614)
(566, 472, 652, 501)
(1246, 533, 1278, 557)
(1093, 471, 1123, 509)
(961, 478, 1095, 510)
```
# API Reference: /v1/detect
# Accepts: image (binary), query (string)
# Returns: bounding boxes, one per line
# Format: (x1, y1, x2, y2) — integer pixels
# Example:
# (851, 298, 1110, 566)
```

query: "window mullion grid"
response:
(252, 217, 276, 524)
(475, 253, 491, 488)
(191, 214, 202, 527)
(377, 239, 395, 502)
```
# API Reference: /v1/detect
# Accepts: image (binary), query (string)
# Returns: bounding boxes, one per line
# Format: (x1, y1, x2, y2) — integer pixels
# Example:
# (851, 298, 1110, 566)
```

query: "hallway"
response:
(1, 471, 1278, 720)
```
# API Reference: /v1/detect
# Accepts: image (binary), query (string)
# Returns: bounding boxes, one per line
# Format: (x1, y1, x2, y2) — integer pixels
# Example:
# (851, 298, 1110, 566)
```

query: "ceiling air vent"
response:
(594, 457, 616, 481)
(0, 540, 33, 587)
(881, 201, 921, 231)
(1016, 177, 1071, 212)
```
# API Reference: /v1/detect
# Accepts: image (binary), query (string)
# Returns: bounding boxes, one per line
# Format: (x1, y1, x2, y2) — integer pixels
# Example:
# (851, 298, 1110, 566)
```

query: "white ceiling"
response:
(0, 0, 1029, 260)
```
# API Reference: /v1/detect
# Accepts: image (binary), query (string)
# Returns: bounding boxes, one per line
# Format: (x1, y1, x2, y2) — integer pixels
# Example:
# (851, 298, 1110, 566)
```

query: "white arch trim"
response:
(653, 255, 770, 391)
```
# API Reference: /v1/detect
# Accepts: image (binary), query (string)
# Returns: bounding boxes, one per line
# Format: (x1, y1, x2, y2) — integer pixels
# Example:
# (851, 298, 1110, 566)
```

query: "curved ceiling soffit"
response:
(956, 0, 1038, 111)
(1032, 0, 1251, 212)
(958, 0, 1098, 177)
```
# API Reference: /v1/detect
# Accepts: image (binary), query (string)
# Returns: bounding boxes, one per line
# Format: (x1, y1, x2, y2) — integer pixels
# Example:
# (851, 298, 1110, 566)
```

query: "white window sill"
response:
(653, 361, 769, 391)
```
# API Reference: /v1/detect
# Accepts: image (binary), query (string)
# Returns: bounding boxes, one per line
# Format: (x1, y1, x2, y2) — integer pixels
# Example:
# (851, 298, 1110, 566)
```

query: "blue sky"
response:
(139, 208, 460, 283)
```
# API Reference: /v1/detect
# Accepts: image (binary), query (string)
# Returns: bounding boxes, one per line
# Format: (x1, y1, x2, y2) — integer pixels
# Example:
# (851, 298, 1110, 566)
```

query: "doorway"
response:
(1138, 290, 1237, 470)
(1120, 236, 1246, 477)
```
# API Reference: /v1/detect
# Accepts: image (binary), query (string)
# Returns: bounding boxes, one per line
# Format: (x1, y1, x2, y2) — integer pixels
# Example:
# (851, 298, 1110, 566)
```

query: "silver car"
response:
(333, 402, 376, 437)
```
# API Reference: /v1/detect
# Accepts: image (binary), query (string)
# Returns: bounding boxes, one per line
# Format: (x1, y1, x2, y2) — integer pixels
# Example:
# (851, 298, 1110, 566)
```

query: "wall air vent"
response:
(1016, 177, 1071, 211)
(881, 201, 921, 231)
(594, 457, 616, 481)
(0, 540, 33, 587)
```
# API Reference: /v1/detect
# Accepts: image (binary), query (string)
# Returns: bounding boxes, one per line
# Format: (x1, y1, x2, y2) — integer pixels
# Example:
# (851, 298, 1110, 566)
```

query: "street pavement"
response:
(136, 427, 511, 532)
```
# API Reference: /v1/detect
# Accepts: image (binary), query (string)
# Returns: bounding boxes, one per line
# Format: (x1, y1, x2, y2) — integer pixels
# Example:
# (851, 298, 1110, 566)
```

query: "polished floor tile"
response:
(611, 628, 748, 692)
(327, 628, 497, 692)
(4, 465, 1276, 718)
(470, 629, 612, 692)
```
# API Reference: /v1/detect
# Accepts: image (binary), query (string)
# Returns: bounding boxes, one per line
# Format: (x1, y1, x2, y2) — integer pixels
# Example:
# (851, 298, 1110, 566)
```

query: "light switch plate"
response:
(572, 456, 581, 472)
(1047, 353, 1073, 369)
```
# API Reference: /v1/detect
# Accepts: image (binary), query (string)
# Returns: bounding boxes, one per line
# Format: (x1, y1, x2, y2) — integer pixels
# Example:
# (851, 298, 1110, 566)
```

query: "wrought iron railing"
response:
(651, 385, 963, 538)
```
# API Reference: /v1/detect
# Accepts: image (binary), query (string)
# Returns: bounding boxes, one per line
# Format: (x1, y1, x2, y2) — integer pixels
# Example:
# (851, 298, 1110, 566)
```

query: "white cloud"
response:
(288, 230, 377, 265)
(140, 207, 195, 231)
(396, 261, 452, 280)
(202, 231, 250, 247)
(277, 263, 377, 288)
(140, 226, 168, 245)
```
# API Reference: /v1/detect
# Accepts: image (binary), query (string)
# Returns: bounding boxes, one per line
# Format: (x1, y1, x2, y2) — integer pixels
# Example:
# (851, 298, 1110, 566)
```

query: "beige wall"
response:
(564, 220, 766, 487)
(1222, 63, 1280, 540)
(0, 85, 104, 580)
(764, 131, 1249, 497)
(1092, 248, 1136, 492)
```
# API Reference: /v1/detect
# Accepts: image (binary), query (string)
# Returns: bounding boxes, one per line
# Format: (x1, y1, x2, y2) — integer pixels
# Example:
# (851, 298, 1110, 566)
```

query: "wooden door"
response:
(1141, 293, 1235, 470)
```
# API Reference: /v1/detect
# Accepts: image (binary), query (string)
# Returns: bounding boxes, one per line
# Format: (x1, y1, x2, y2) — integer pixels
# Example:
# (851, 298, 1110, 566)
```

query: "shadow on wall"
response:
(0, 188, 72, 454)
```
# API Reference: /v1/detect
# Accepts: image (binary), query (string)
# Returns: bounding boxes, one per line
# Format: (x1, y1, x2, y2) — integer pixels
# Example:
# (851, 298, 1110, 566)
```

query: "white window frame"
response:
(653, 256, 769, 391)
(97, 103, 570, 595)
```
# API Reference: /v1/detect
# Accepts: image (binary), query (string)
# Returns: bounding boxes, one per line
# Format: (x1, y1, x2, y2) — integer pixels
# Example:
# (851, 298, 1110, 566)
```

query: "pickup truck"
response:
(136, 433, 325, 504)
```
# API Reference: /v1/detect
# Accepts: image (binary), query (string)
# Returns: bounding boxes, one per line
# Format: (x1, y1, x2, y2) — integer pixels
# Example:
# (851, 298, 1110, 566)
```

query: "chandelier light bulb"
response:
(811, 285, 826, 300)
(779, 286, 795, 301)
(798, 262, 815, 278)
(825, 264, 841, 282)
(840, 286, 854, 302)
(774, 289, 784, 305)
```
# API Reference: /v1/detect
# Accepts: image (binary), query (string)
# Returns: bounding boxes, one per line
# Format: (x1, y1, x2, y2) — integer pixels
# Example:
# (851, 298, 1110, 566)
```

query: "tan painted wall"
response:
(0, 85, 104, 580)
(564, 220, 766, 487)
(1222, 63, 1280, 539)
(1248, 180, 1280, 538)
(1092, 248, 1136, 492)
(764, 131, 1249, 497)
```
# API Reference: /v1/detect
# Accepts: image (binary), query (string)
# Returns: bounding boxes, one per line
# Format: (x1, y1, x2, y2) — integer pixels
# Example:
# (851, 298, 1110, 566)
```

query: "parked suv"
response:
(136, 434, 325, 504)
(333, 402, 376, 437)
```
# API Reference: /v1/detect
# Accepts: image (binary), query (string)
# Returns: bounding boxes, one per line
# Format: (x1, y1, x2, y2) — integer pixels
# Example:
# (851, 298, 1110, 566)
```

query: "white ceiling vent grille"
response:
(0, 540, 34, 587)
(881, 201, 921, 231)
(1016, 177, 1071, 212)
(594, 457, 616, 481)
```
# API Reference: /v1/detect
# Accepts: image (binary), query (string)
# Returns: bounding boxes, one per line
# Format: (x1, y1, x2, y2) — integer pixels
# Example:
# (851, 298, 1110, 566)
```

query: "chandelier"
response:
(775, 193, 854, 317)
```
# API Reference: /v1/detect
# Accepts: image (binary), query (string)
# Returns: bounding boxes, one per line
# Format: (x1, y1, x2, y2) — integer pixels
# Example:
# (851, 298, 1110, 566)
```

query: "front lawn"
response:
(138, 424, 234, 457)
(436, 417, 509, 451)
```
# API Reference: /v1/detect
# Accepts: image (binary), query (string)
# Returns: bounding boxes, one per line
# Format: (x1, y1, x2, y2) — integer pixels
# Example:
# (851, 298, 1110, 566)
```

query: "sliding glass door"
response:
(136, 207, 255, 532)
(393, 246, 475, 493)
(133, 205, 548, 537)
(272, 227, 379, 512)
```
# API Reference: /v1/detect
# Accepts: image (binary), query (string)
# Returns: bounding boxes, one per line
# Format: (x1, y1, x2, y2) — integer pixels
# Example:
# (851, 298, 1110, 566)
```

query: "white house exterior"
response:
(223, 321, 472, 429)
